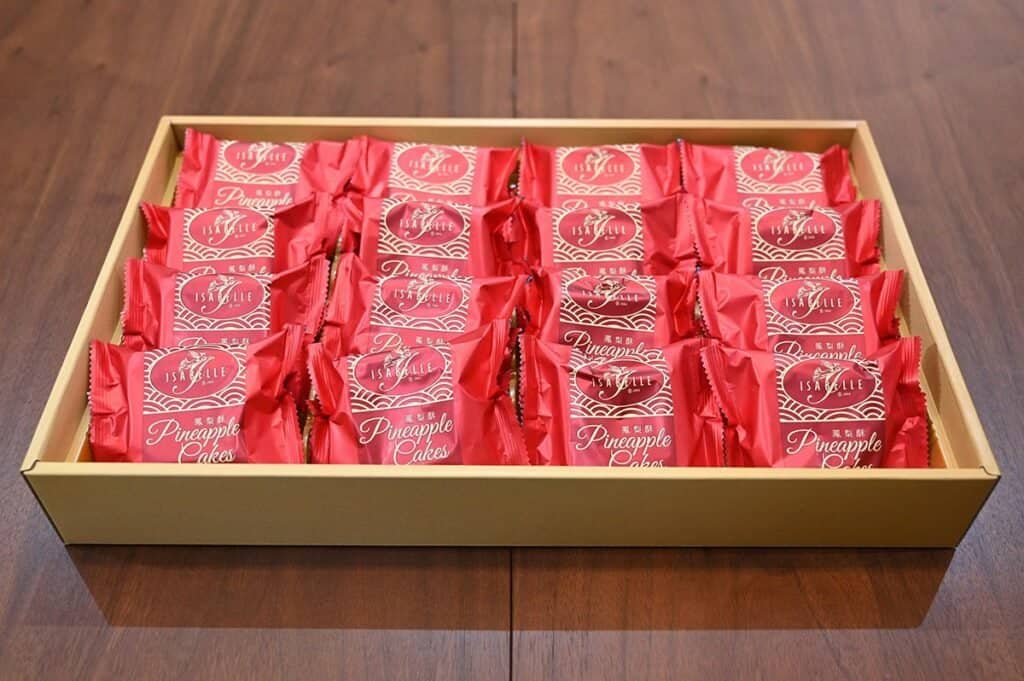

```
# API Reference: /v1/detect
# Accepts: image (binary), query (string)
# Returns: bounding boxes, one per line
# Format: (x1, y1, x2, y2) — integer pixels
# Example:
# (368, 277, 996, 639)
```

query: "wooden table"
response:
(1, 1, 1021, 679)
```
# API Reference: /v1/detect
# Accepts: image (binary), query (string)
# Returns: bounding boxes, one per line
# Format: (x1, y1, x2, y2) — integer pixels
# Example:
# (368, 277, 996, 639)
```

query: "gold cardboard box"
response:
(20, 117, 1000, 546)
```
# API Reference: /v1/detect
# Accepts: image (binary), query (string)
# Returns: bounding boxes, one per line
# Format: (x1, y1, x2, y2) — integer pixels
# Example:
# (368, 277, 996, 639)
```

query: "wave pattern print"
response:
(552, 204, 644, 265)
(213, 140, 306, 185)
(370, 275, 473, 332)
(555, 145, 643, 197)
(733, 146, 825, 196)
(388, 143, 478, 196)
(749, 205, 846, 263)
(559, 271, 657, 332)
(173, 272, 272, 333)
(347, 345, 455, 413)
(378, 198, 472, 263)
(181, 208, 276, 263)
(761, 278, 865, 336)
(568, 347, 674, 419)
(773, 353, 885, 423)
(142, 345, 248, 415)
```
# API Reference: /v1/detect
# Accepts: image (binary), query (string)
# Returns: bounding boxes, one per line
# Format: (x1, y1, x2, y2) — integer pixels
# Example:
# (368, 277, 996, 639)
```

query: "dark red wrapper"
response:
(701, 338, 929, 468)
(141, 195, 335, 274)
(690, 197, 881, 278)
(121, 255, 328, 350)
(519, 335, 724, 467)
(525, 267, 698, 355)
(307, 320, 527, 465)
(89, 326, 304, 463)
(520, 193, 698, 275)
(322, 252, 525, 355)
(337, 194, 524, 277)
(347, 136, 518, 204)
(698, 270, 903, 359)
(680, 141, 856, 208)
(519, 141, 681, 207)
(174, 128, 358, 211)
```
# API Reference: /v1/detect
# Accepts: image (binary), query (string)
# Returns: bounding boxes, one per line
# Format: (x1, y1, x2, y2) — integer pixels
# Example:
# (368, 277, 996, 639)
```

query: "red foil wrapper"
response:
(698, 270, 903, 359)
(348, 136, 518, 204)
(296, 137, 366, 197)
(520, 194, 698, 275)
(691, 197, 881, 278)
(89, 326, 304, 463)
(307, 321, 527, 465)
(141, 195, 334, 274)
(121, 255, 328, 349)
(680, 141, 856, 208)
(174, 128, 357, 210)
(322, 253, 525, 355)
(525, 267, 698, 356)
(339, 194, 522, 277)
(519, 336, 724, 467)
(701, 338, 929, 468)
(519, 141, 681, 207)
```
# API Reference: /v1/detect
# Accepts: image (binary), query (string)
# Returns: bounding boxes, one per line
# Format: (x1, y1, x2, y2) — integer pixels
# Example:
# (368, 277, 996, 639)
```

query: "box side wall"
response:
(27, 466, 994, 547)
(169, 116, 858, 150)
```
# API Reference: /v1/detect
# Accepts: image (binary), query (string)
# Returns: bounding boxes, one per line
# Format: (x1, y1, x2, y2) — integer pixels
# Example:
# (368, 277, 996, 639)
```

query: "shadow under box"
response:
(58, 546, 950, 630)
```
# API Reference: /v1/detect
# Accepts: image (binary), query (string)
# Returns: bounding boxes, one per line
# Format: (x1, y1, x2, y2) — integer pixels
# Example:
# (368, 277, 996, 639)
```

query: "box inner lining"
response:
(50, 122, 971, 472)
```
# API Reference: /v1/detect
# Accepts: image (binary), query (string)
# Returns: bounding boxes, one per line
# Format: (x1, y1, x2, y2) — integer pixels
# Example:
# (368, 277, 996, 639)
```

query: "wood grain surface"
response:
(1, 1, 1022, 680)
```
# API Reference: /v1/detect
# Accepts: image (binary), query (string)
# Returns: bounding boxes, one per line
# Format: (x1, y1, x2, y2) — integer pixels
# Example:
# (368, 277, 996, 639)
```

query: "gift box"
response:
(20, 117, 999, 546)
